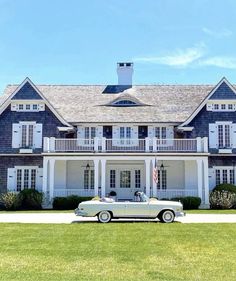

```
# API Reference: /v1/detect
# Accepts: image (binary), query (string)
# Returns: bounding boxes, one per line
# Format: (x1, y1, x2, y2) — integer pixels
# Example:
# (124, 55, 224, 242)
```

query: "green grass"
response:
(0, 223, 236, 281)
(186, 209, 236, 214)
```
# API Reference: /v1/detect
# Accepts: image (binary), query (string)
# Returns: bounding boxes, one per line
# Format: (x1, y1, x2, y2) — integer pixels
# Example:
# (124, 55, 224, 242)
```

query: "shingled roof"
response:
(1, 84, 215, 123)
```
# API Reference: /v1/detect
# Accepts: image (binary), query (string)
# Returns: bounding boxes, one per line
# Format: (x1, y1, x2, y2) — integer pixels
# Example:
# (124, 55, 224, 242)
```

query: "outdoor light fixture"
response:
(86, 163, 90, 171)
(160, 163, 164, 172)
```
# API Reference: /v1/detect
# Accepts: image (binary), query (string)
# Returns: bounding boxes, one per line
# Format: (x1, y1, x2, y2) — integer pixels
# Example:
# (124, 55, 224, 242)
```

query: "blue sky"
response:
(0, 0, 236, 93)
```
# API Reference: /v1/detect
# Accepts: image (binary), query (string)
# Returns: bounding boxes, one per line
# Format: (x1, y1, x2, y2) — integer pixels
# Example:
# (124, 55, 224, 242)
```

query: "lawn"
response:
(0, 223, 236, 281)
(186, 209, 236, 214)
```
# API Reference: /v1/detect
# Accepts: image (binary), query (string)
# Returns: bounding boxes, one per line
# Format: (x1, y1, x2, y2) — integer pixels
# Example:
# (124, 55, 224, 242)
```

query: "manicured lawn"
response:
(0, 223, 236, 281)
(186, 209, 236, 214)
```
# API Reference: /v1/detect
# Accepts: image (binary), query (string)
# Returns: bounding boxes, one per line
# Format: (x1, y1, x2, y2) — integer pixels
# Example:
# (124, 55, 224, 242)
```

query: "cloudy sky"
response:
(0, 0, 235, 93)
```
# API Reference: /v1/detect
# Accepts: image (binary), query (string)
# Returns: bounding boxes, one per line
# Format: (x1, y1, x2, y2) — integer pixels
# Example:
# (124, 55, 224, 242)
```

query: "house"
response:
(0, 62, 235, 207)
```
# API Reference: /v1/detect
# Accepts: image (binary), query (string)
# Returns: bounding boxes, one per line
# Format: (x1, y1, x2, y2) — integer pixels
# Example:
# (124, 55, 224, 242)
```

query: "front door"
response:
(118, 170, 133, 200)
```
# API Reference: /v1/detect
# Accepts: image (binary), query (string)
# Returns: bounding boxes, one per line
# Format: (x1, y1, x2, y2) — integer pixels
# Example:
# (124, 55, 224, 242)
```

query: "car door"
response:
(124, 202, 150, 217)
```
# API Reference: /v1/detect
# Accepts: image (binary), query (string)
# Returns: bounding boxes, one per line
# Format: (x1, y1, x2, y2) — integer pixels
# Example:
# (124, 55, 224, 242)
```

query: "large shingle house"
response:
(0, 62, 236, 207)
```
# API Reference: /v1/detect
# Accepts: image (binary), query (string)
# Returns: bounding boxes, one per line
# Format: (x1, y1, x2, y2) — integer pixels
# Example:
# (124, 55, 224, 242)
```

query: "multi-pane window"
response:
(84, 127, 96, 145)
(135, 170, 141, 188)
(16, 168, 37, 191)
(155, 127, 167, 139)
(157, 170, 167, 190)
(21, 124, 34, 148)
(218, 124, 231, 148)
(215, 168, 235, 185)
(110, 170, 116, 188)
(120, 127, 131, 145)
(83, 170, 94, 189)
(120, 171, 131, 188)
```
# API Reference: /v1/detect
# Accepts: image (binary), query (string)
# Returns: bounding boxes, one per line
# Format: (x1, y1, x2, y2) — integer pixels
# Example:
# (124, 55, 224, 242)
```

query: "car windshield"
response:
(140, 192, 149, 202)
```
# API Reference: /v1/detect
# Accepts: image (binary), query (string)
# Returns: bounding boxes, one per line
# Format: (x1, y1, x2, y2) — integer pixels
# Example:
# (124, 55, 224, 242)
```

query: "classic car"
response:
(75, 192, 184, 223)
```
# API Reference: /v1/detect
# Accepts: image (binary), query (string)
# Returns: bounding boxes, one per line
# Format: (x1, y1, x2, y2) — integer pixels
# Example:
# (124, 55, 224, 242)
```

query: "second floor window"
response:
(155, 127, 167, 139)
(218, 124, 230, 148)
(85, 127, 96, 139)
(120, 127, 131, 139)
(12, 122, 43, 149)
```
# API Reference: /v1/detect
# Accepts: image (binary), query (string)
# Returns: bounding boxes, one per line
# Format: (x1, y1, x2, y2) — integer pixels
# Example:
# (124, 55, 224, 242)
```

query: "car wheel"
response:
(159, 210, 175, 223)
(98, 211, 112, 223)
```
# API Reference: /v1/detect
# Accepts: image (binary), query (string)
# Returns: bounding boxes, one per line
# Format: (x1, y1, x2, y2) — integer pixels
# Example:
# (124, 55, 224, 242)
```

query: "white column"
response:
(42, 157, 49, 196)
(93, 159, 99, 196)
(101, 159, 106, 197)
(152, 158, 157, 197)
(203, 158, 209, 204)
(145, 159, 151, 197)
(49, 159, 55, 200)
(196, 159, 203, 201)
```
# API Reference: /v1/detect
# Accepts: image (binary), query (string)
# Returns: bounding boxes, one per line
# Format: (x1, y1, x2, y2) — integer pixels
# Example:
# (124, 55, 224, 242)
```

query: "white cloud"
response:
(134, 44, 205, 67)
(199, 57, 236, 69)
(202, 27, 232, 38)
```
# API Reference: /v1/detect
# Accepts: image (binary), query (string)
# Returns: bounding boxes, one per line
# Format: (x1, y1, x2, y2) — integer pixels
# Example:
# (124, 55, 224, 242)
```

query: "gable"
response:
(209, 81, 236, 100)
(12, 81, 43, 100)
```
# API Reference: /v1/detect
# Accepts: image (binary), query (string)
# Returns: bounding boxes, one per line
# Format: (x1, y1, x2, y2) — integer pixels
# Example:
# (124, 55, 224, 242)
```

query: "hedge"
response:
(171, 196, 201, 210)
(213, 183, 236, 194)
(53, 195, 93, 210)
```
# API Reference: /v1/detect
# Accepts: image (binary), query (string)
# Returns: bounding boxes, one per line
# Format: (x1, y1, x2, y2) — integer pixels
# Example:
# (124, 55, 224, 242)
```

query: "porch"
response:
(42, 155, 209, 204)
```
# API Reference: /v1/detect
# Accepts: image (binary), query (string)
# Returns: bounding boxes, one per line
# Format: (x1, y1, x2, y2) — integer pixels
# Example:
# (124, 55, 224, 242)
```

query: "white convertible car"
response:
(75, 192, 185, 223)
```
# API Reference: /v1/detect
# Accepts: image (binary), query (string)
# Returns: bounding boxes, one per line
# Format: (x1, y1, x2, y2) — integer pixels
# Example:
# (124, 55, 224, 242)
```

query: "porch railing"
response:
(53, 189, 94, 197)
(44, 137, 208, 153)
(156, 189, 198, 199)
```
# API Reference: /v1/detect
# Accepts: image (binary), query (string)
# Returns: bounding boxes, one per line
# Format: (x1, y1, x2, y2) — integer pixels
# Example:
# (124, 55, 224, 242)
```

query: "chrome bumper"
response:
(74, 208, 88, 217)
(176, 211, 185, 217)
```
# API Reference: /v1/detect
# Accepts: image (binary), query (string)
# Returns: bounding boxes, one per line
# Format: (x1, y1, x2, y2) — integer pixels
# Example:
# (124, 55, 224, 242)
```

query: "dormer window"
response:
(114, 100, 137, 106)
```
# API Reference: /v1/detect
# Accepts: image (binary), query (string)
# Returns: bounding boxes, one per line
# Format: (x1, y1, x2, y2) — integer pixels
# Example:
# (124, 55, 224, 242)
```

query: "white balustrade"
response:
(156, 189, 198, 199)
(43, 137, 206, 153)
(53, 189, 94, 197)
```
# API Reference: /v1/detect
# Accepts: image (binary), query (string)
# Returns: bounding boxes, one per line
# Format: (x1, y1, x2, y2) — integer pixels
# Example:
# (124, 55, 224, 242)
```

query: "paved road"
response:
(0, 213, 236, 224)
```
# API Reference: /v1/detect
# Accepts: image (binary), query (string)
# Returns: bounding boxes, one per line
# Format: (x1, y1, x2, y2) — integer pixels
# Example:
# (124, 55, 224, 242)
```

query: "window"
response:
(221, 104, 226, 110)
(114, 100, 137, 106)
(83, 170, 94, 189)
(21, 124, 34, 148)
(210, 103, 236, 112)
(84, 127, 96, 145)
(157, 170, 167, 190)
(214, 104, 219, 110)
(135, 170, 141, 188)
(12, 103, 44, 112)
(33, 104, 38, 110)
(18, 104, 24, 110)
(228, 104, 233, 110)
(218, 124, 231, 148)
(155, 127, 167, 139)
(215, 168, 235, 185)
(110, 170, 116, 188)
(120, 127, 131, 145)
(16, 167, 37, 191)
(120, 171, 131, 188)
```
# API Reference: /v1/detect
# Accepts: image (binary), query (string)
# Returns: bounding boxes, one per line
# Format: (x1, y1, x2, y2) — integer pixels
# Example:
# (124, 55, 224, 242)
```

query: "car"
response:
(75, 192, 185, 223)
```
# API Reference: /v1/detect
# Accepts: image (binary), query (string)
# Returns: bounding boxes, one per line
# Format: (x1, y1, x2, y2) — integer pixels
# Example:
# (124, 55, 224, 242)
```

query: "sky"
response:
(0, 0, 236, 93)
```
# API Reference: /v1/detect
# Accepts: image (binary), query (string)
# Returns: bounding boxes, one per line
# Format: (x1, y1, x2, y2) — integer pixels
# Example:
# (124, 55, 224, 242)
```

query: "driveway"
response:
(0, 213, 236, 224)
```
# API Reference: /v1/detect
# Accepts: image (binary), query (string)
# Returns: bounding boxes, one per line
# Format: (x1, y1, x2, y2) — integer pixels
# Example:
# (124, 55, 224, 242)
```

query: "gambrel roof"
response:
(1, 79, 234, 124)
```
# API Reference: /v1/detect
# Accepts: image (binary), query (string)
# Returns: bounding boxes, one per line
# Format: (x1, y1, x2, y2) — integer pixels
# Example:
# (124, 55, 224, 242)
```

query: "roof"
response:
(1, 84, 216, 123)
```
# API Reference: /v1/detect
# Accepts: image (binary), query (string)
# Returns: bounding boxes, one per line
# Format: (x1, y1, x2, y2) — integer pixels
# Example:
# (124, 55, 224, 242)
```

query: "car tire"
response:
(159, 210, 175, 223)
(98, 211, 112, 223)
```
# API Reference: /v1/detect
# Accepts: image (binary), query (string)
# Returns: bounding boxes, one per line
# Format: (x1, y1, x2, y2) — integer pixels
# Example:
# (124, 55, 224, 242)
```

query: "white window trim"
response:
(213, 166, 235, 185)
(207, 102, 236, 112)
(19, 121, 36, 148)
(11, 102, 45, 112)
(15, 166, 39, 191)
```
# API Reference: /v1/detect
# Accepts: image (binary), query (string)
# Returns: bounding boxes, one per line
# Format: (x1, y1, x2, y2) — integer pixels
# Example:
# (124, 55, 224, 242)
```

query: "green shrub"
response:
(210, 190, 236, 209)
(213, 183, 236, 194)
(53, 196, 93, 210)
(18, 189, 43, 210)
(0, 192, 20, 210)
(171, 196, 201, 210)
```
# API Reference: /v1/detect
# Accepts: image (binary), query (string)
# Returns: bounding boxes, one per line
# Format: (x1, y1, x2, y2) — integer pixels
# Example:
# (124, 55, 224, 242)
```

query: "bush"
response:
(0, 192, 20, 210)
(53, 196, 93, 210)
(171, 196, 201, 210)
(18, 189, 43, 210)
(213, 183, 236, 194)
(210, 190, 236, 209)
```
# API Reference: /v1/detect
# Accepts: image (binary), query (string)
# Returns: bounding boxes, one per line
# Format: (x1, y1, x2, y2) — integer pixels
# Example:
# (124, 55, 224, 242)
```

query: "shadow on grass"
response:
(71, 219, 181, 224)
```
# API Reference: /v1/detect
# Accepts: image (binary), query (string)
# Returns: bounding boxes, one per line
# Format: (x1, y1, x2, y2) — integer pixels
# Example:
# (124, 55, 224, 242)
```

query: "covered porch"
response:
(42, 155, 209, 205)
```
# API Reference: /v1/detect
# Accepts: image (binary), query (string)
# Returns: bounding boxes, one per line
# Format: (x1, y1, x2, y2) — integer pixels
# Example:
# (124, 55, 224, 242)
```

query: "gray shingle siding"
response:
(12, 81, 43, 100)
(209, 156, 236, 167)
(209, 82, 236, 100)
(0, 105, 66, 154)
(0, 156, 43, 192)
